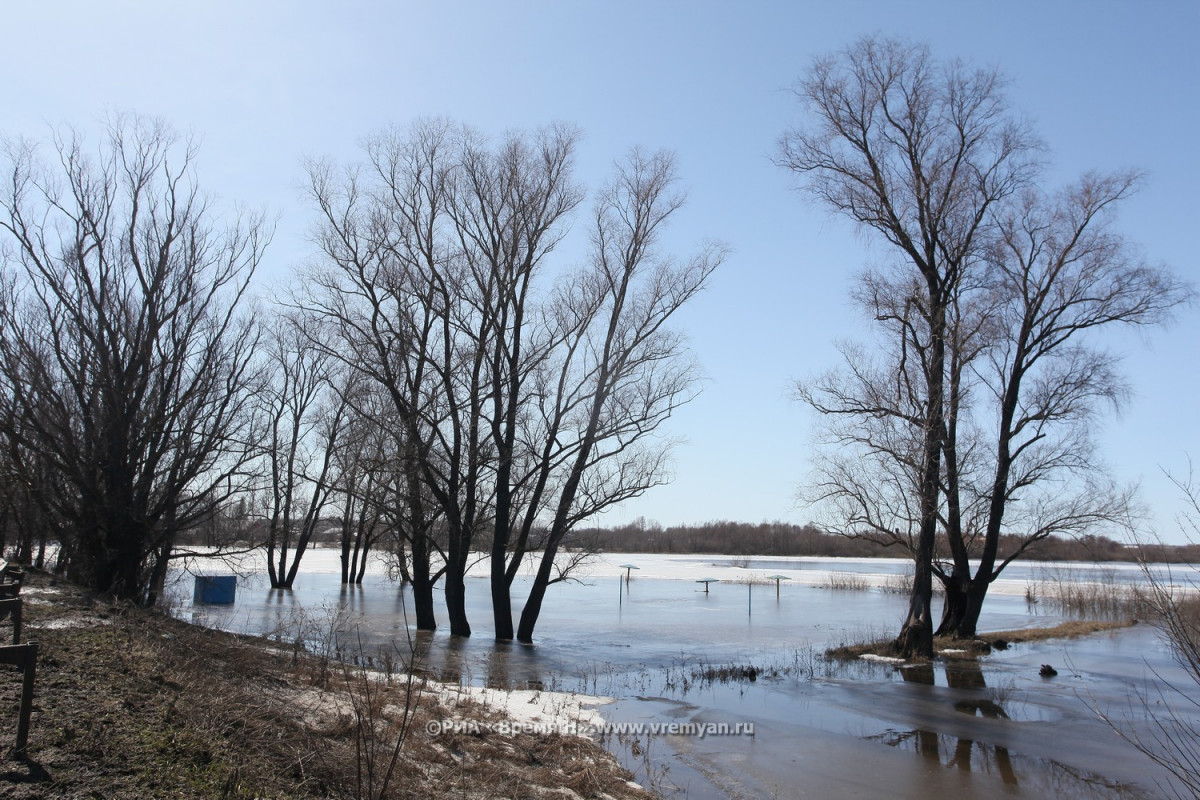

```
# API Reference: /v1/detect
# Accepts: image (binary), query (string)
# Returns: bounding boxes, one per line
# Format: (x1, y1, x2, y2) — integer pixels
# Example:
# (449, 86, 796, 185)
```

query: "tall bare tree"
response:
(515, 150, 724, 642)
(302, 122, 722, 641)
(780, 36, 1037, 656)
(0, 116, 267, 602)
(447, 125, 585, 642)
(300, 119, 472, 633)
(934, 172, 1190, 637)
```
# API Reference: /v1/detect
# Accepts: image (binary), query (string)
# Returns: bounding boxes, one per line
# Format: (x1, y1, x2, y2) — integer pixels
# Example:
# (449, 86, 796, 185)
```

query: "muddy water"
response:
(168, 557, 1194, 798)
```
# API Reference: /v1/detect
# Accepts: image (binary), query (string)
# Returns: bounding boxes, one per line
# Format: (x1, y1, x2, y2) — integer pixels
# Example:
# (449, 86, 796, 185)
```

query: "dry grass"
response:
(1031, 568, 1151, 620)
(0, 569, 653, 800)
(826, 619, 1137, 662)
(981, 619, 1137, 644)
(822, 572, 869, 591)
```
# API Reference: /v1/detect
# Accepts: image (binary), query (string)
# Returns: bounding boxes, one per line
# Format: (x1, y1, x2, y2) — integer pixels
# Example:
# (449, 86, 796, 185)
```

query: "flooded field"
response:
(167, 550, 1197, 798)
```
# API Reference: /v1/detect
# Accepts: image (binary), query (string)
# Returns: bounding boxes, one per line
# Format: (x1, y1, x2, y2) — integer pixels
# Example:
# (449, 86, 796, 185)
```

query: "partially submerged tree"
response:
(515, 150, 723, 642)
(935, 172, 1188, 637)
(302, 119, 486, 635)
(0, 116, 267, 602)
(302, 121, 721, 640)
(785, 40, 1189, 653)
(780, 36, 1036, 656)
(445, 124, 584, 642)
(258, 313, 348, 589)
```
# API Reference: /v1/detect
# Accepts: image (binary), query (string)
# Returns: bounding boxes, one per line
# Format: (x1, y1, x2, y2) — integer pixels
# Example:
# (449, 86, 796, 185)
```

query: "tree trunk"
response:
(516, 544, 557, 644)
(145, 532, 174, 607)
(936, 573, 970, 636)
(352, 538, 370, 584)
(935, 572, 991, 639)
(491, 534, 514, 640)
(956, 580, 989, 639)
(411, 560, 437, 632)
(405, 479, 436, 629)
(445, 563, 471, 637)
(895, 280, 947, 659)
(339, 533, 350, 584)
(894, 560, 934, 658)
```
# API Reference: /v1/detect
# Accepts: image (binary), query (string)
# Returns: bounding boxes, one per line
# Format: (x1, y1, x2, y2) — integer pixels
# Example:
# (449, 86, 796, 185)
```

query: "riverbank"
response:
(0, 569, 651, 799)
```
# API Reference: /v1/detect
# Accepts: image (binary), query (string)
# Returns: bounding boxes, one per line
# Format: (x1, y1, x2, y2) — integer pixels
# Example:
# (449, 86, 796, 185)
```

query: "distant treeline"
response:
(586, 519, 1200, 563)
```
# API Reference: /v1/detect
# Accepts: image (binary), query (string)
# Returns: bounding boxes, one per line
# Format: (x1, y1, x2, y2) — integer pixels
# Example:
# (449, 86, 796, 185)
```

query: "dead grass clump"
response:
(881, 568, 913, 595)
(826, 639, 900, 661)
(824, 619, 1138, 662)
(823, 572, 869, 591)
(1034, 568, 1150, 620)
(692, 664, 761, 683)
(981, 619, 1135, 644)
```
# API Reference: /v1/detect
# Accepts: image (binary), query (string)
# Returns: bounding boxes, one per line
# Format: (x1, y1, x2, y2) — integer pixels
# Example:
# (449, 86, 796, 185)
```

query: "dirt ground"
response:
(0, 569, 653, 800)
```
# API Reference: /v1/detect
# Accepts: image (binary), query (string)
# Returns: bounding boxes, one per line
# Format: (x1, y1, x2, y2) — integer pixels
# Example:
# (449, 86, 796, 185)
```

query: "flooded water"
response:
(167, 550, 1197, 798)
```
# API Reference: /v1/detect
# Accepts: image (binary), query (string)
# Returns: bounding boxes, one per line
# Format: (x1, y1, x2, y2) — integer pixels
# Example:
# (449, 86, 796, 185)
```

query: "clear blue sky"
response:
(4, 1, 1197, 542)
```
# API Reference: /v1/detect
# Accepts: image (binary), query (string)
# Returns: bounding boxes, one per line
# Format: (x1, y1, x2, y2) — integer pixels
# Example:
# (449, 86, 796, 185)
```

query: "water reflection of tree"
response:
(437, 633, 466, 686)
(486, 646, 511, 690)
(894, 660, 1017, 784)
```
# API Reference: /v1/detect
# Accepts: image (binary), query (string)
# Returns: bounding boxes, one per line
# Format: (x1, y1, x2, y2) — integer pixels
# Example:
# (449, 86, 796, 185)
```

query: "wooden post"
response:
(0, 643, 37, 757)
(0, 599, 22, 644)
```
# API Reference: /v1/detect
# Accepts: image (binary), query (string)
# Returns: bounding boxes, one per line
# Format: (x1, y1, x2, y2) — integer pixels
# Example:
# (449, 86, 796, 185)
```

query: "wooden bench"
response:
(0, 562, 23, 644)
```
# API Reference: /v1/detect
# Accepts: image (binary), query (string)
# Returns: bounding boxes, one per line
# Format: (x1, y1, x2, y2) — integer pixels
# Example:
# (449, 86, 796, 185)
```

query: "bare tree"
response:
(441, 124, 584, 641)
(0, 372, 60, 568)
(258, 312, 348, 589)
(0, 116, 267, 602)
(934, 172, 1190, 637)
(330, 383, 440, 606)
(515, 150, 724, 642)
(300, 119, 472, 633)
(302, 123, 722, 642)
(333, 419, 392, 587)
(780, 36, 1037, 656)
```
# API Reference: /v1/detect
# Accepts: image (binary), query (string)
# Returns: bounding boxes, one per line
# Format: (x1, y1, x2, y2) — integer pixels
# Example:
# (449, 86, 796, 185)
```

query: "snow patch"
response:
(436, 682, 614, 732)
(859, 654, 905, 664)
(30, 615, 112, 630)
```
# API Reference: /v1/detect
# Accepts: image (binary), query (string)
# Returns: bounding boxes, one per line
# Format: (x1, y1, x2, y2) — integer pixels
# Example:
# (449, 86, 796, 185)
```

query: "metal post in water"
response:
(618, 564, 638, 609)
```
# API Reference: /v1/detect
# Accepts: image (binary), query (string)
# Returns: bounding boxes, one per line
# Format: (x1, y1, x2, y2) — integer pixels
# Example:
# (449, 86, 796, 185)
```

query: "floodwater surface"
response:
(167, 551, 1196, 798)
